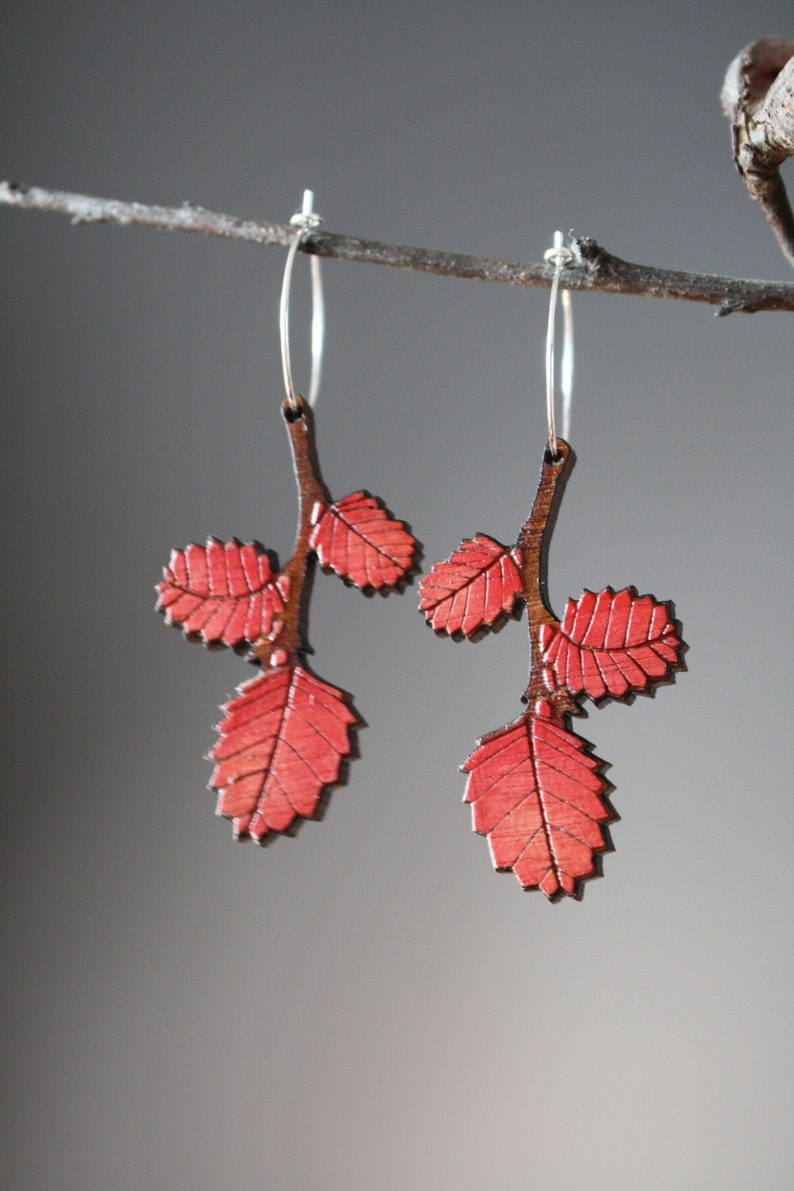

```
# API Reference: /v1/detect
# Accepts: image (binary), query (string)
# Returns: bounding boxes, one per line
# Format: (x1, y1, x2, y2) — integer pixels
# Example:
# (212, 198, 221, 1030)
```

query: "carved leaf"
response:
(309, 490, 417, 590)
(157, 539, 289, 649)
(419, 533, 523, 637)
(462, 703, 612, 899)
(210, 664, 358, 842)
(541, 586, 683, 702)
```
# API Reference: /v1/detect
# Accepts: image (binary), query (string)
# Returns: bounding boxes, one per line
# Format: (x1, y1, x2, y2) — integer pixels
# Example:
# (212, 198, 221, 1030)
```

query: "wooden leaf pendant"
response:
(420, 440, 685, 900)
(158, 395, 419, 843)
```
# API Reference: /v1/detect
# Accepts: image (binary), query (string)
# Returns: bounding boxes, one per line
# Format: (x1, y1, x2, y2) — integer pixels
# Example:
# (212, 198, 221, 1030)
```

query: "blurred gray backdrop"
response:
(2, 3, 793, 1189)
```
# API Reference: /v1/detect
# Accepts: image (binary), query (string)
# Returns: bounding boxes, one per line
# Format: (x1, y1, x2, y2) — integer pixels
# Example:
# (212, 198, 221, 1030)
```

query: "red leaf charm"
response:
(541, 586, 683, 702)
(422, 442, 685, 898)
(157, 539, 289, 649)
(210, 664, 358, 842)
(462, 702, 613, 899)
(419, 533, 523, 637)
(309, 490, 417, 590)
(159, 399, 419, 851)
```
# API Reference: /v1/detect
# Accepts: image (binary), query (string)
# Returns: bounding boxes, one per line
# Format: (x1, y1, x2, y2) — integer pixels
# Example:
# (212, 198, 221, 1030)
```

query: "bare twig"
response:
(3, 180, 794, 315)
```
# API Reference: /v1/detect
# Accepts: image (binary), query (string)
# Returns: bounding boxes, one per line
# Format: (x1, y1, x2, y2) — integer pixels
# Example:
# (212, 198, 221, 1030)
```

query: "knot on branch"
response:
(570, 236, 608, 270)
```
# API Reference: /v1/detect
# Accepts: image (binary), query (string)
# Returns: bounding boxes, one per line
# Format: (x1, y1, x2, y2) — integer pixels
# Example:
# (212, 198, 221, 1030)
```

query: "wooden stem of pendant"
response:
(515, 440, 576, 703)
(252, 396, 328, 666)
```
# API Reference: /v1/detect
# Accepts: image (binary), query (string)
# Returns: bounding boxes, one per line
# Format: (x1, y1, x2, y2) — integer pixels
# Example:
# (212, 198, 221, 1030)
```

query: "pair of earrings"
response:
(156, 197, 685, 900)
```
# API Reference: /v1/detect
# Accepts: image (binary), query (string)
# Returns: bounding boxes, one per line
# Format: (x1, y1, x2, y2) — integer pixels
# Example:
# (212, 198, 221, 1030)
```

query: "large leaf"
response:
(419, 533, 523, 638)
(462, 703, 612, 899)
(309, 490, 417, 590)
(210, 664, 358, 842)
(541, 586, 683, 702)
(156, 539, 289, 649)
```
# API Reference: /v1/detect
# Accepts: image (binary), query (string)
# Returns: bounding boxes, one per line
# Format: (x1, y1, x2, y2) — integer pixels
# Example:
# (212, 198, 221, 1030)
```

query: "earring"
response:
(157, 191, 419, 844)
(419, 234, 685, 901)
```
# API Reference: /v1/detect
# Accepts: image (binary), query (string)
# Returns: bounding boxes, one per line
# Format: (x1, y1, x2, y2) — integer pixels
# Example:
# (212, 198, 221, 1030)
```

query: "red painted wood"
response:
(540, 586, 683, 702)
(158, 396, 418, 843)
(463, 701, 612, 899)
(156, 539, 288, 649)
(423, 439, 685, 899)
(211, 664, 358, 841)
(310, 490, 416, 590)
(418, 533, 523, 637)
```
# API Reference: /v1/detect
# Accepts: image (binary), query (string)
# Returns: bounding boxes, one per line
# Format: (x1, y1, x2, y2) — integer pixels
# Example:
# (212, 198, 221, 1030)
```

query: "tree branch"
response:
(722, 39, 794, 268)
(3, 180, 794, 315)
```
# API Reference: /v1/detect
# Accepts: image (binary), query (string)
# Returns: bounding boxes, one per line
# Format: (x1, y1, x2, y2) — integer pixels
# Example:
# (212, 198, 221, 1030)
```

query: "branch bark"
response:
(722, 39, 794, 268)
(3, 180, 794, 315)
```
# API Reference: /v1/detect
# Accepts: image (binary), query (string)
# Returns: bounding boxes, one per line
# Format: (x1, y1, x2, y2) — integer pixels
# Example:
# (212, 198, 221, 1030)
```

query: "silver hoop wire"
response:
(279, 189, 324, 409)
(543, 231, 575, 452)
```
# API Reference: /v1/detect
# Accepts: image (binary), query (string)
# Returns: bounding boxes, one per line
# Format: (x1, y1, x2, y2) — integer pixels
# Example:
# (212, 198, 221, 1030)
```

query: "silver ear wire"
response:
(280, 189, 324, 408)
(543, 231, 575, 451)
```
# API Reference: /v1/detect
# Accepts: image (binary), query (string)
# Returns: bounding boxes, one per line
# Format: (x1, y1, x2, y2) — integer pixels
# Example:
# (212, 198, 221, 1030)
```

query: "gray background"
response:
(2, 3, 793, 1189)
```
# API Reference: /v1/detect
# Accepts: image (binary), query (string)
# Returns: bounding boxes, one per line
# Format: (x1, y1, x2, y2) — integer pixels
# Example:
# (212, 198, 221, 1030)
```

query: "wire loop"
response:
(543, 231, 575, 453)
(280, 189, 324, 409)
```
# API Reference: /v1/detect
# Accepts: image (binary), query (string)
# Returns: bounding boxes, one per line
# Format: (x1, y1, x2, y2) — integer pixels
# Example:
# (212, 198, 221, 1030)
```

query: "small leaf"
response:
(309, 490, 417, 590)
(419, 533, 523, 638)
(210, 664, 358, 842)
(462, 703, 612, 899)
(156, 539, 288, 649)
(541, 587, 683, 702)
